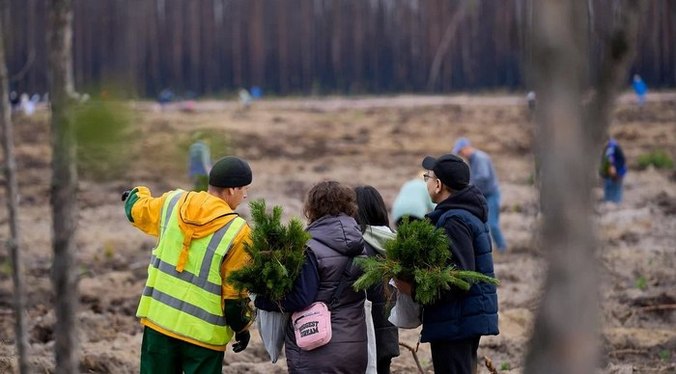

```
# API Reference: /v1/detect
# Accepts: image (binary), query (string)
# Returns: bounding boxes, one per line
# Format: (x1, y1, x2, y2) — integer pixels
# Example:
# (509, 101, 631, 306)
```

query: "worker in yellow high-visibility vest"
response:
(124, 156, 254, 374)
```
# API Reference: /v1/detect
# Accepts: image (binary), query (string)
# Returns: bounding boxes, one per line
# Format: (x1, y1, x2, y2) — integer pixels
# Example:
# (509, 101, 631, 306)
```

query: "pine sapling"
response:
(228, 199, 311, 301)
(354, 219, 499, 305)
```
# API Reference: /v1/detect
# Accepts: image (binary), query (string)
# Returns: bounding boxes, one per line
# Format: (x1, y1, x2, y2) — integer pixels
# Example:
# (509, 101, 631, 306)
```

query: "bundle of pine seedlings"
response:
(353, 219, 499, 305)
(228, 199, 311, 301)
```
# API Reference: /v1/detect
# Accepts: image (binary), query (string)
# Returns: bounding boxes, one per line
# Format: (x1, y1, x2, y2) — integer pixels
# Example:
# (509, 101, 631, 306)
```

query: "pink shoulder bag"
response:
(292, 257, 354, 351)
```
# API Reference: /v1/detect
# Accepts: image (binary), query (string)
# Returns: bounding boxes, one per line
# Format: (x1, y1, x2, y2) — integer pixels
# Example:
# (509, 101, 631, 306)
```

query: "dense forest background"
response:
(4, 0, 675, 97)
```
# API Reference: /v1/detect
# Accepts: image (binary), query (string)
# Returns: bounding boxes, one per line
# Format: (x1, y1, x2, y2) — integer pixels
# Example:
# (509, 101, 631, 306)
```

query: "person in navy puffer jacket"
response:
(396, 153, 499, 374)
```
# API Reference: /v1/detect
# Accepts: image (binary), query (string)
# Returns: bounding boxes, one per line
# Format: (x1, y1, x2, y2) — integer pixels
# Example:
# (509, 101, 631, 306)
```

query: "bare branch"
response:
(398, 342, 425, 374)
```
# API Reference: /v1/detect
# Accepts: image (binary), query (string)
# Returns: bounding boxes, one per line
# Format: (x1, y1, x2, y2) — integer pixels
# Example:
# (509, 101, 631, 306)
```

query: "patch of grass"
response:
(103, 241, 115, 259)
(637, 150, 674, 170)
(634, 275, 648, 290)
(0, 259, 12, 277)
(500, 362, 511, 371)
(658, 349, 671, 361)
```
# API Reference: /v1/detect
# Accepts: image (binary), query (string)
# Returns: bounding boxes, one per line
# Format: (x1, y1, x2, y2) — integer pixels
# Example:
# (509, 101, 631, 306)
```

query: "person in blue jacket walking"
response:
(453, 137, 507, 252)
(632, 74, 648, 107)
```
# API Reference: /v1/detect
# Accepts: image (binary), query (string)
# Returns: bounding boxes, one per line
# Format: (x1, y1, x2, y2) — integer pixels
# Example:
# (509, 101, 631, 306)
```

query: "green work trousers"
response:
(140, 326, 225, 374)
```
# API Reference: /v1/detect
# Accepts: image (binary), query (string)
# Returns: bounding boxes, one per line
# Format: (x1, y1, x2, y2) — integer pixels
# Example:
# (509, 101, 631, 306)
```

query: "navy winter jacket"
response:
(421, 185, 499, 342)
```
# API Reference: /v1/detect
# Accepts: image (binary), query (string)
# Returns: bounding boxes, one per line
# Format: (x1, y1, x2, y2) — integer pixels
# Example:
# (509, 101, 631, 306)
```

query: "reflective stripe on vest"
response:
(137, 190, 246, 347)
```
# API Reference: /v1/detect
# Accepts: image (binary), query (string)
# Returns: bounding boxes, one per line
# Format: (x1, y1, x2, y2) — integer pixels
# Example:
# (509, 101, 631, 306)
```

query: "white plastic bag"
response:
(364, 299, 377, 374)
(388, 280, 422, 329)
(256, 309, 289, 363)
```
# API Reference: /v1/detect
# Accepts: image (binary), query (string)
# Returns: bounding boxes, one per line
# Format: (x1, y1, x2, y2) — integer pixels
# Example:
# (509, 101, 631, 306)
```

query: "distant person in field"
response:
(632, 74, 648, 107)
(20, 93, 36, 116)
(238, 88, 252, 109)
(158, 89, 175, 109)
(599, 138, 627, 203)
(9, 91, 20, 112)
(391, 173, 435, 228)
(526, 90, 536, 119)
(188, 133, 213, 191)
(354, 185, 400, 374)
(453, 138, 507, 252)
(123, 156, 255, 373)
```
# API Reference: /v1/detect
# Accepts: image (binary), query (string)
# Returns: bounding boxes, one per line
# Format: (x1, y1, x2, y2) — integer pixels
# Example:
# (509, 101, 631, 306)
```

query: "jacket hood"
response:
(362, 225, 395, 256)
(429, 185, 488, 223)
(307, 214, 365, 257)
(177, 191, 238, 239)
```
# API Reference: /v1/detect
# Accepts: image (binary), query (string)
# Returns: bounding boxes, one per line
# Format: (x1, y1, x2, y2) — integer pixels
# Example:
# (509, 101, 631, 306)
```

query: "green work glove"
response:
(123, 188, 140, 222)
(232, 330, 250, 353)
(223, 298, 253, 334)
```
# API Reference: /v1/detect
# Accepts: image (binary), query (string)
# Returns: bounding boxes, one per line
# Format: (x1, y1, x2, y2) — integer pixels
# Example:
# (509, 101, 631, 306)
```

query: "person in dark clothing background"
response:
(600, 138, 627, 203)
(395, 154, 499, 374)
(355, 185, 400, 374)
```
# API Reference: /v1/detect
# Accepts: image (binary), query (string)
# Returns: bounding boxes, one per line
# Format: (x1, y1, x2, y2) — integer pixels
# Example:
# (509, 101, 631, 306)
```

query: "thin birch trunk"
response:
(0, 2, 29, 372)
(47, 0, 78, 373)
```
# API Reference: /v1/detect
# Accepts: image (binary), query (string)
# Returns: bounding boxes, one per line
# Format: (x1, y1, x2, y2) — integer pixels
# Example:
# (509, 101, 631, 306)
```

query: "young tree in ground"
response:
(47, 0, 79, 373)
(0, 3, 29, 372)
(524, 1, 645, 373)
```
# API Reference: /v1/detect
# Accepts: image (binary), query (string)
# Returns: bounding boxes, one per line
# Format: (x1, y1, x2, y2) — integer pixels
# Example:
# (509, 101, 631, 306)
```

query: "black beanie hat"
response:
(421, 153, 470, 190)
(209, 156, 252, 188)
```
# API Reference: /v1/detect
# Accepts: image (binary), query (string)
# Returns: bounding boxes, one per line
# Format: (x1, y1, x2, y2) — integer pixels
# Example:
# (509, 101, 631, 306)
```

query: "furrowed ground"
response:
(1, 93, 674, 373)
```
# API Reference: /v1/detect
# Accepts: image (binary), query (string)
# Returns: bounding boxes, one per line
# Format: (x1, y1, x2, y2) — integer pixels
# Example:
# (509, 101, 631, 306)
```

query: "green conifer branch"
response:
(227, 199, 311, 301)
(353, 219, 499, 305)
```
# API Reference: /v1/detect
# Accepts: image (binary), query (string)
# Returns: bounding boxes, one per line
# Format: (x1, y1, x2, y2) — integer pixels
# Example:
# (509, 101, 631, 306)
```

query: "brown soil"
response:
(0, 93, 674, 373)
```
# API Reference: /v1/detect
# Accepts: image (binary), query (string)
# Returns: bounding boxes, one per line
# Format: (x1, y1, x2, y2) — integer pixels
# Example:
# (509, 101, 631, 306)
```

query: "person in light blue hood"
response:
(355, 185, 399, 374)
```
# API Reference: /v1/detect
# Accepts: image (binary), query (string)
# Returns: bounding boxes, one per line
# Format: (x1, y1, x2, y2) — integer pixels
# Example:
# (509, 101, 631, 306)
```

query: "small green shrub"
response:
(637, 150, 674, 170)
(634, 275, 647, 290)
(72, 99, 134, 180)
(500, 362, 511, 371)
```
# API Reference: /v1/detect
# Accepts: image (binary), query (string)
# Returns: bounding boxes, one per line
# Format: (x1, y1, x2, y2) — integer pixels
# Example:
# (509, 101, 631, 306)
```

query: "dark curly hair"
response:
(303, 180, 357, 223)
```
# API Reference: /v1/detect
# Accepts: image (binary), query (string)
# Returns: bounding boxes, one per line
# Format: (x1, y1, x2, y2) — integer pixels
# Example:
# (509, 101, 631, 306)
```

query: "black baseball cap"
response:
(209, 156, 252, 188)
(421, 153, 470, 190)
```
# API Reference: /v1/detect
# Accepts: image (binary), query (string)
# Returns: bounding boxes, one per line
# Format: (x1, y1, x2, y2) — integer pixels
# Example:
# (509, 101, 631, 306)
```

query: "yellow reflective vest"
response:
(136, 189, 247, 351)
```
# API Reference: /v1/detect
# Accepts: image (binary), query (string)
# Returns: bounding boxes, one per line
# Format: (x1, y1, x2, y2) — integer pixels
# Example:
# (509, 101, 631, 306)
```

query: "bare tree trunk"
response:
(0, 3, 29, 372)
(586, 0, 646, 148)
(525, 1, 599, 373)
(47, 1, 78, 373)
(525, 1, 646, 373)
(426, 0, 470, 91)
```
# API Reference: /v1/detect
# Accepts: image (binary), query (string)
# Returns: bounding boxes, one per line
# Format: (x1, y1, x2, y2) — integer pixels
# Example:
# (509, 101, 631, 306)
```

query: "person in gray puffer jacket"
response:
(355, 185, 400, 374)
(255, 181, 368, 373)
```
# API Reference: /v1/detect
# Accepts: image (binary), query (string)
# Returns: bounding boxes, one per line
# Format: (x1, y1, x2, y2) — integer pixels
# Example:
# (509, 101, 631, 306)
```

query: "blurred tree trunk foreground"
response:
(48, 0, 79, 373)
(525, 1, 645, 373)
(0, 1, 29, 372)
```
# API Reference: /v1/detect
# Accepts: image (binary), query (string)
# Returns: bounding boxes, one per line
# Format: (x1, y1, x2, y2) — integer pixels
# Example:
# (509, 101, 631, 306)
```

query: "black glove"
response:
(232, 330, 250, 353)
(223, 298, 253, 333)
